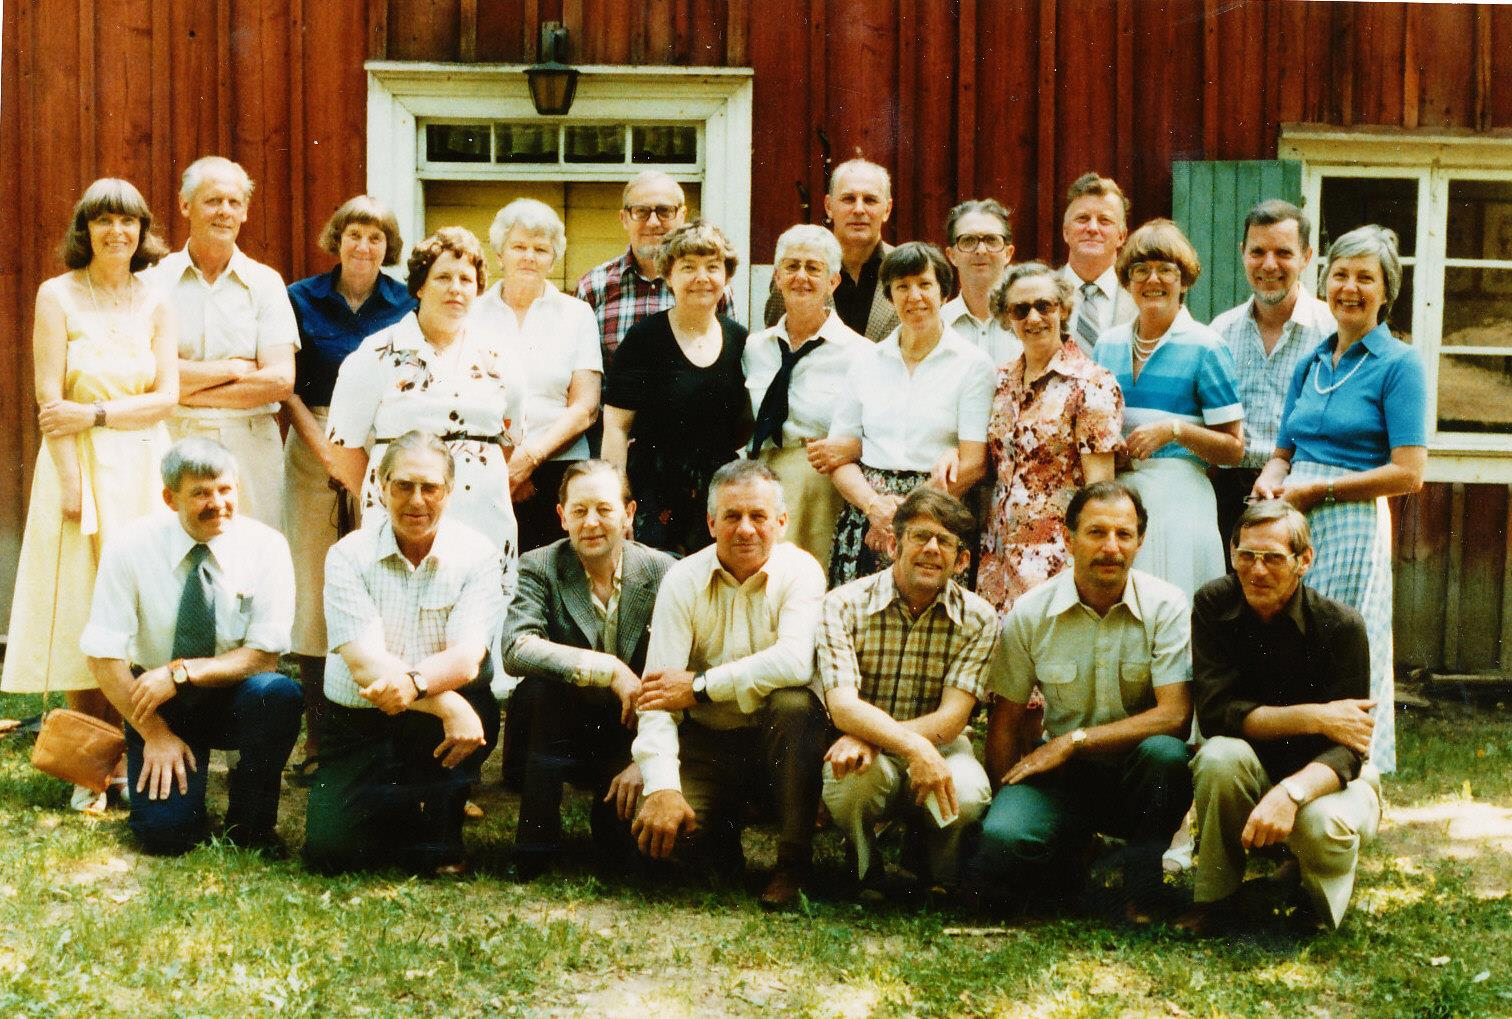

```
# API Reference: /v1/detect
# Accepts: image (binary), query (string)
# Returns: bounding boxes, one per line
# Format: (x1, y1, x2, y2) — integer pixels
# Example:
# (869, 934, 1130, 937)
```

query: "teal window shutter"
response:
(1172, 160, 1303, 323)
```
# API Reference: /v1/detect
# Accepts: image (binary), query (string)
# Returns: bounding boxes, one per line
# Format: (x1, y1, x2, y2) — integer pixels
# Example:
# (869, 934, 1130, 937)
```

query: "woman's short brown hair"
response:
(1115, 218, 1202, 291)
(59, 178, 169, 272)
(405, 226, 488, 298)
(656, 220, 739, 280)
(319, 195, 403, 266)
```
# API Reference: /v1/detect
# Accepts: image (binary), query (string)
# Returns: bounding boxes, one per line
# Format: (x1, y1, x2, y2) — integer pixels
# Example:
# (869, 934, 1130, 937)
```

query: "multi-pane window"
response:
(422, 121, 700, 172)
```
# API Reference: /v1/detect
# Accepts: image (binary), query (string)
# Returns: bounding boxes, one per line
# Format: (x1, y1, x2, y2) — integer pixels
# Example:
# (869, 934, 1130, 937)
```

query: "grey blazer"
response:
(1064, 265, 1138, 356)
(501, 539, 675, 681)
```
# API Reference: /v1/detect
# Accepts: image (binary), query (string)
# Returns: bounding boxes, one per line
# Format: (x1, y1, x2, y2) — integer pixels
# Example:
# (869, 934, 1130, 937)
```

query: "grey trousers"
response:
(1192, 736, 1381, 927)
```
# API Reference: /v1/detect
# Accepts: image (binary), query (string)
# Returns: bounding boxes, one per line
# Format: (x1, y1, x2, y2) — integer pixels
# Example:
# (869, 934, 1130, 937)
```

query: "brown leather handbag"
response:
(32, 706, 125, 793)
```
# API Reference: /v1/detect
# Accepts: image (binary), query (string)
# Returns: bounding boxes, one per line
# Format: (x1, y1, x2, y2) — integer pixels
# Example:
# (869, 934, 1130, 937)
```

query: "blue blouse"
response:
(288, 267, 416, 407)
(1093, 307, 1244, 467)
(1276, 323, 1429, 472)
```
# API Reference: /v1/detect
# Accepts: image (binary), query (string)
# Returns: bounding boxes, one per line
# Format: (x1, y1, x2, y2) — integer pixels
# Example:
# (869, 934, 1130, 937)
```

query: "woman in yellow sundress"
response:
(1, 178, 179, 812)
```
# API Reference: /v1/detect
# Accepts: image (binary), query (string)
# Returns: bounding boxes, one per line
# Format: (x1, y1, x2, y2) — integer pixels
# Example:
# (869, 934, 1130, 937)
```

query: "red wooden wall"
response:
(1, 0, 1505, 670)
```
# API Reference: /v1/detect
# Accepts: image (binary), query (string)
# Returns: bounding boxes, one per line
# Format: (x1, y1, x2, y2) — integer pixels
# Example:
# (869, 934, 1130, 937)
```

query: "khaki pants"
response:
(760, 444, 845, 576)
(168, 412, 285, 527)
(280, 408, 340, 656)
(823, 734, 991, 887)
(1192, 736, 1381, 927)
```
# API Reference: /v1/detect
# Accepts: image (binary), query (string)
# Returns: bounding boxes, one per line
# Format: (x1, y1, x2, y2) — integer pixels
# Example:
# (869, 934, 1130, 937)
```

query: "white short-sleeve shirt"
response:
(470, 281, 602, 462)
(742, 311, 868, 450)
(942, 295, 1024, 369)
(80, 510, 295, 668)
(828, 325, 995, 471)
(147, 246, 299, 419)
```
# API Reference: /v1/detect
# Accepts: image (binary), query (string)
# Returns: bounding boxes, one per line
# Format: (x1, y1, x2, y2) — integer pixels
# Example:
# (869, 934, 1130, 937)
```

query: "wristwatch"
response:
(1069, 728, 1087, 752)
(691, 671, 711, 704)
(169, 659, 192, 687)
(1280, 778, 1308, 805)
(407, 670, 429, 700)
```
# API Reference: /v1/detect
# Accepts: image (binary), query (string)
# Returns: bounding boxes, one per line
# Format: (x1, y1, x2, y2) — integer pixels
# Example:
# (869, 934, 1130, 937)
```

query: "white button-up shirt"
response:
(742, 311, 868, 450)
(470, 281, 603, 462)
(322, 516, 505, 709)
(828, 325, 994, 471)
(147, 246, 300, 419)
(81, 511, 294, 669)
(632, 541, 826, 795)
(942, 294, 1023, 369)
(1209, 290, 1337, 467)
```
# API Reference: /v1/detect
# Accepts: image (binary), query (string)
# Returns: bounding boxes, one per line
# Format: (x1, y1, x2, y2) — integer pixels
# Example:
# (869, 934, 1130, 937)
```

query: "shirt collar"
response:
(1041, 338, 1101, 381)
(166, 514, 238, 572)
(863, 567, 967, 626)
(1357, 321, 1395, 357)
(167, 244, 251, 286)
(375, 516, 467, 572)
(619, 246, 662, 284)
(878, 321, 963, 363)
(1213, 573, 1308, 634)
(1067, 264, 1121, 302)
(942, 295, 989, 330)
(1045, 567, 1145, 621)
(697, 542, 774, 592)
(771, 309, 852, 350)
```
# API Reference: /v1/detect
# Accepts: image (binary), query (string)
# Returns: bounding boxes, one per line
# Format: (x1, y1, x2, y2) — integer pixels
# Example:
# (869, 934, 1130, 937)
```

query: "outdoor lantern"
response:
(526, 23, 578, 117)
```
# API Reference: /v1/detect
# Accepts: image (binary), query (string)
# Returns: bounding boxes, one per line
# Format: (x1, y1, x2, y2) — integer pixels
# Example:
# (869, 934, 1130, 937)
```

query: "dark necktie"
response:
(749, 336, 824, 455)
(171, 543, 217, 661)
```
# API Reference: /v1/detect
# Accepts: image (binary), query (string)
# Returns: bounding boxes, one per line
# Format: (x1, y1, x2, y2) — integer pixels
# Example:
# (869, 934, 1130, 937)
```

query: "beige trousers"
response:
(168, 412, 285, 527)
(760, 443, 845, 576)
(1192, 735, 1381, 927)
(822, 734, 991, 886)
(280, 407, 341, 656)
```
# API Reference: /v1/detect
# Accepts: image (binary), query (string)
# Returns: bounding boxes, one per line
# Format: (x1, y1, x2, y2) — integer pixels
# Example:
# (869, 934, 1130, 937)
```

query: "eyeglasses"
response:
(903, 527, 961, 554)
(953, 233, 1008, 253)
(1005, 299, 1062, 321)
(623, 204, 684, 223)
(777, 258, 831, 278)
(1231, 547, 1296, 569)
(1128, 262, 1183, 283)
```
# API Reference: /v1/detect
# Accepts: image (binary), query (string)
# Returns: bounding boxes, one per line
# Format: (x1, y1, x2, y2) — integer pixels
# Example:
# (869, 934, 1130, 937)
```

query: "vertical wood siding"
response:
(0, 0, 1504, 673)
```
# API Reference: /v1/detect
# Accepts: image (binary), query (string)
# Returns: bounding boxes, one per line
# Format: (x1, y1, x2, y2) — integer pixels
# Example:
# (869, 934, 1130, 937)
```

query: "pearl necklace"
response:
(1312, 344, 1368, 395)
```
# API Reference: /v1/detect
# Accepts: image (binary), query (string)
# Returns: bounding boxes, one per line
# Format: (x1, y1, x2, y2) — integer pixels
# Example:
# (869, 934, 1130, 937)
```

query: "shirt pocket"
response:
(1118, 658, 1156, 715)
(1035, 659, 1079, 717)
(418, 575, 465, 644)
(218, 591, 256, 649)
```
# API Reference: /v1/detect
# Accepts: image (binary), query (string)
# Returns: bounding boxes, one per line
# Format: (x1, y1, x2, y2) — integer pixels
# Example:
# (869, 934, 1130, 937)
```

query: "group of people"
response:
(0, 151, 1426, 932)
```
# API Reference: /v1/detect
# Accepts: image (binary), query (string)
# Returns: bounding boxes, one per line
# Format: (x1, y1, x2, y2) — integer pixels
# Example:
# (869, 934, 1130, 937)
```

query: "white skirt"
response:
(1118, 456, 1226, 602)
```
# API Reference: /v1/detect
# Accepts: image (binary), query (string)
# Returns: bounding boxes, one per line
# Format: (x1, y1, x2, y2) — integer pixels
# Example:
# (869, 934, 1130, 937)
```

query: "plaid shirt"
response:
(817, 568, 998, 722)
(575, 246, 730, 370)
(323, 516, 504, 709)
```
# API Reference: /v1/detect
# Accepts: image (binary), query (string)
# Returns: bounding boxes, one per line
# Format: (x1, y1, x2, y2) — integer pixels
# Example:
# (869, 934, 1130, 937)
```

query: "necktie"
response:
(172, 543, 217, 661)
(749, 336, 824, 455)
(1076, 282, 1103, 351)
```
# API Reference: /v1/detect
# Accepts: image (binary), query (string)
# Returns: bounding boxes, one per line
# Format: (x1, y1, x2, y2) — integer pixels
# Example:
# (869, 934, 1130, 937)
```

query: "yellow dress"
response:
(1, 277, 171, 693)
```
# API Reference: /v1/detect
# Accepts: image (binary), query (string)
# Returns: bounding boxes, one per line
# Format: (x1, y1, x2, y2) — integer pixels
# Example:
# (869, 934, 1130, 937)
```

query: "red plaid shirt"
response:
(575, 246, 731, 371)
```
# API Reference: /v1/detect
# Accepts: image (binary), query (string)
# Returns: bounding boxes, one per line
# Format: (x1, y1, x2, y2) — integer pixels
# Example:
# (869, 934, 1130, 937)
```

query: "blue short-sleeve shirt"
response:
(1093, 306, 1244, 467)
(1276, 323, 1429, 471)
(288, 267, 416, 407)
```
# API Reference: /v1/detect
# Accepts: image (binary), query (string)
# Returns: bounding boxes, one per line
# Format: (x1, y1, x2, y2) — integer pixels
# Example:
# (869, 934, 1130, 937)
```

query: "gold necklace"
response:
(84, 269, 138, 338)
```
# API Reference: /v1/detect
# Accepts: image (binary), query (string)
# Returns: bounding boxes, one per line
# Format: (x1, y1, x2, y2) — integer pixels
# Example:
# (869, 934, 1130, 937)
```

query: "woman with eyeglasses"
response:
(1092, 219, 1245, 600)
(1252, 225, 1427, 773)
(975, 262, 1124, 615)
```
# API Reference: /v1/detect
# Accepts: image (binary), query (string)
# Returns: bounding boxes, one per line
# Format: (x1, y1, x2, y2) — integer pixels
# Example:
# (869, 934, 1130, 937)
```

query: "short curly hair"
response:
(656, 220, 739, 280)
(405, 227, 488, 298)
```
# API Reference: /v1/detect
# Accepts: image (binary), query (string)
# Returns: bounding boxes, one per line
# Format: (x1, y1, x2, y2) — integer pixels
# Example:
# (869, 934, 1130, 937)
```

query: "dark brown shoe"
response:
(758, 866, 805, 911)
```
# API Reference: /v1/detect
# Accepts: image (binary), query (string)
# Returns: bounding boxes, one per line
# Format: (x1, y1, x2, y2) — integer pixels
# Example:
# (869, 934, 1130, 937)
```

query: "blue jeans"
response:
(124, 671, 302, 855)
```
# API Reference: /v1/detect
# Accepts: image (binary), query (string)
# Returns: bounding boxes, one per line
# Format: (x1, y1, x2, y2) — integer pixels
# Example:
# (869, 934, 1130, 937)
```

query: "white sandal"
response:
(70, 784, 107, 815)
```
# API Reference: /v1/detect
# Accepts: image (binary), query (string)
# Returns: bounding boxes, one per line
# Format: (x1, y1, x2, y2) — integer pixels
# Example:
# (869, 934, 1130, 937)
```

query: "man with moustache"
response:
(630, 459, 829, 909)
(1208, 201, 1336, 546)
(942, 199, 1022, 367)
(501, 460, 675, 878)
(818, 488, 997, 895)
(303, 431, 502, 874)
(1059, 173, 1137, 355)
(148, 156, 299, 525)
(765, 158, 901, 341)
(964, 481, 1193, 914)
(1181, 501, 1380, 932)
(82, 438, 300, 855)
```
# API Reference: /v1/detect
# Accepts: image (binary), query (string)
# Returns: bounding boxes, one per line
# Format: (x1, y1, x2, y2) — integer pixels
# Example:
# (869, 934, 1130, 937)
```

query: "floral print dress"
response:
(326, 312, 524, 575)
(976, 339, 1124, 616)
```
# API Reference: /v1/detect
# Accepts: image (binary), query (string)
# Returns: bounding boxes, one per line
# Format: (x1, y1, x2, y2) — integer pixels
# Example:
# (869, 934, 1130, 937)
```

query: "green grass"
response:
(1, 692, 1509, 1017)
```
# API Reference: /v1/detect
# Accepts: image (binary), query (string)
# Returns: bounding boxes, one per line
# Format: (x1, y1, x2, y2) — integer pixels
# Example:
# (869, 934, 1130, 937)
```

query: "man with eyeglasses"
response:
(575, 171, 728, 372)
(1180, 500, 1380, 933)
(1059, 173, 1137, 354)
(942, 199, 1022, 366)
(764, 158, 901, 341)
(963, 481, 1193, 917)
(817, 487, 997, 898)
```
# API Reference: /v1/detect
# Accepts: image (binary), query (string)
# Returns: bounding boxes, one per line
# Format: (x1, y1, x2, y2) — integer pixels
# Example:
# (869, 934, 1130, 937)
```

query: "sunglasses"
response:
(1005, 299, 1062, 321)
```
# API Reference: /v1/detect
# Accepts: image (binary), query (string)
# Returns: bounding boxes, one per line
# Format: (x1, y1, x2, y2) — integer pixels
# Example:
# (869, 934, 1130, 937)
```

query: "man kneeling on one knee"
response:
(1184, 500, 1380, 931)
(818, 487, 996, 893)
(963, 481, 1194, 911)
(83, 438, 300, 855)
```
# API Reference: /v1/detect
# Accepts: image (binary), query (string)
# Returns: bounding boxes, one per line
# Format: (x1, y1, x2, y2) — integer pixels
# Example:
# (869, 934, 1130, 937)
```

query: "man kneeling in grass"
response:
(304, 431, 501, 875)
(1179, 500, 1381, 933)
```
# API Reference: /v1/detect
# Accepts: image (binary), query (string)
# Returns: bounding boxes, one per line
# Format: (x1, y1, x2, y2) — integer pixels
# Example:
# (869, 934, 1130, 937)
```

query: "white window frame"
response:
(1280, 126, 1512, 483)
(366, 62, 754, 322)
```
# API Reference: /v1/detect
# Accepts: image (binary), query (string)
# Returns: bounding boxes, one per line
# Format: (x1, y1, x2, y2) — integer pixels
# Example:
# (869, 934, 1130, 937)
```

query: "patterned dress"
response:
(977, 340, 1124, 616)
